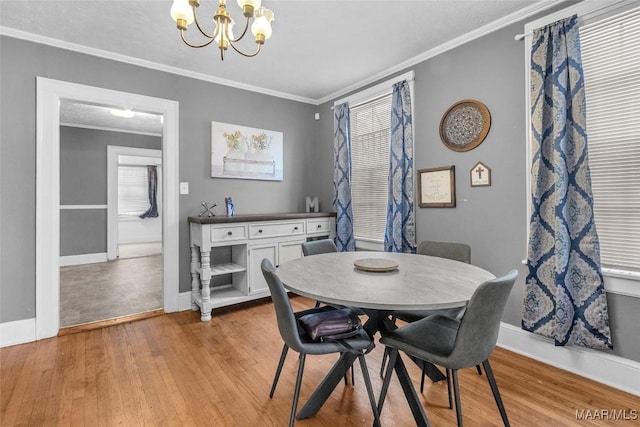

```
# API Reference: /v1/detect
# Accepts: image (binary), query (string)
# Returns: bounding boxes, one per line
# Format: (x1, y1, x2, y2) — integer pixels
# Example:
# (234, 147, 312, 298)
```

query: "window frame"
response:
(523, 0, 640, 298)
(333, 70, 415, 251)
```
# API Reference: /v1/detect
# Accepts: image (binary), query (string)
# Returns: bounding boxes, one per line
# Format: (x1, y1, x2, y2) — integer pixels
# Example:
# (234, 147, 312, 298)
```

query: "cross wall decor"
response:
(470, 161, 491, 187)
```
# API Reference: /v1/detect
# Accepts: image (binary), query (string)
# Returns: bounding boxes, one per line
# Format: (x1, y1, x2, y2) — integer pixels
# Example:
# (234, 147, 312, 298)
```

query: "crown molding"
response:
(0, 26, 317, 105)
(1, 1, 563, 106)
(317, 0, 564, 105)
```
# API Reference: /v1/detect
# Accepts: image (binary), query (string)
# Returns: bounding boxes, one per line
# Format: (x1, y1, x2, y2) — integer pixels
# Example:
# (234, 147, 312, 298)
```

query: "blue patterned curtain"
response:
(139, 165, 159, 219)
(332, 102, 355, 251)
(522, 15, 612, 349)
(384, 80, 416, 253)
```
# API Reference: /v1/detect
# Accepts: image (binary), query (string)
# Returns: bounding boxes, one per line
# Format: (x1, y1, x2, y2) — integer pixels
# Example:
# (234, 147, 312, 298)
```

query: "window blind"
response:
(350, 94, 392, 241)
(117, 165, 149, 216)
(581, 6, 640, 271)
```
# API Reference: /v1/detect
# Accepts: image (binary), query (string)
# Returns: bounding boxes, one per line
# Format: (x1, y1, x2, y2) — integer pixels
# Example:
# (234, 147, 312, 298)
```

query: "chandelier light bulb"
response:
(237, 0, 261, 17)
(170, 0, 195, 30)
(251, 7, 274, 43)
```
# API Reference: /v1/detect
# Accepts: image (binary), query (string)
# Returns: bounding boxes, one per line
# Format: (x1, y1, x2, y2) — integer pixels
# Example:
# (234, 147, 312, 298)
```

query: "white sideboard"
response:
(188, 213, 336, 321)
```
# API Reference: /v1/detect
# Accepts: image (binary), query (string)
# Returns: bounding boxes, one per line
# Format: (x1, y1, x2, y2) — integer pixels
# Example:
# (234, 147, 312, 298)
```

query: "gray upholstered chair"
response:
(300, 238, 360, 384)
(301, 239, 339, 307)
(261, 259, 380, 427)
(378, 270, 518, 427)
(301, 238, 338, 257)
(381, 240, 477, 392)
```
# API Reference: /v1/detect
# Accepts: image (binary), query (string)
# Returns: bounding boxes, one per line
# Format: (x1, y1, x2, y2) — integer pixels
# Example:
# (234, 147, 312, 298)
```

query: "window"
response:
(350, 94, 392, 242)
(581, 6, 640, 272)
(524, 2, 640, 296)
(117, 165, 149, 216)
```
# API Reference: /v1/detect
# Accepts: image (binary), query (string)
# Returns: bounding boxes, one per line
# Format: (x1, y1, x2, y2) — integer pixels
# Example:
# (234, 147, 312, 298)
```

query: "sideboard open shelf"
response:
(189, 212, 336, 321)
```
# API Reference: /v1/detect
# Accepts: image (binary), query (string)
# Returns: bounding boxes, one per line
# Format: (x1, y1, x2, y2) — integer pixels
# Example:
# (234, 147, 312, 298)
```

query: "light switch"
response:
(180, 182, 189, 195)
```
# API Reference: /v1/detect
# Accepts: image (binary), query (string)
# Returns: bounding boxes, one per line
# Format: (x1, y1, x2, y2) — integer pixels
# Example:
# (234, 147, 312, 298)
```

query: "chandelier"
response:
(170, 0, 275, 61)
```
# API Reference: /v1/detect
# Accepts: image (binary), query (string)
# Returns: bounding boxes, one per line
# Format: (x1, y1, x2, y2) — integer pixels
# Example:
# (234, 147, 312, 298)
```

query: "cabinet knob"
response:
(227, 231, 233, 235)
(258, 229, 263, 233)
(294, 226, 299, 230)
(317, 224, 322, 228)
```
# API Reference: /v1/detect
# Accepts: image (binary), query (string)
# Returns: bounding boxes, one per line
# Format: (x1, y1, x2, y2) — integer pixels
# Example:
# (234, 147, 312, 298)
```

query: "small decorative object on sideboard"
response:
(199, 202, 217, 217)
(470, 161, 491, 187)
(225, 197, 234, 216)
(305, 196, 319, 213)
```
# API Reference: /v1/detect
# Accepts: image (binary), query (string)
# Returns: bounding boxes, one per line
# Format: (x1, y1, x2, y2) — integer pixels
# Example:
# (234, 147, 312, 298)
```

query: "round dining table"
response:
(276, 251, 496, 426)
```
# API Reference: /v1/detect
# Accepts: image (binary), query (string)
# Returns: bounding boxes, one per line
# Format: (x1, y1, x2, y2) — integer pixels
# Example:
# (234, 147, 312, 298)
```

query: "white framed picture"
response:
(211, 121, 283, 181)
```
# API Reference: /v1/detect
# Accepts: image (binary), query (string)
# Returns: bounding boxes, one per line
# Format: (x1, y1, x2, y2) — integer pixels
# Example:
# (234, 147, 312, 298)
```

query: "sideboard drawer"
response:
(249, 221, 305, 239)
(306, 218, 333, 236)
(210, 224, 247, 243)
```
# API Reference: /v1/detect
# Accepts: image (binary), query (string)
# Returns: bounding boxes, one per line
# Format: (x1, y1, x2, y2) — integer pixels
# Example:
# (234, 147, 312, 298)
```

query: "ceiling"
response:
(0, 0, 550, 132)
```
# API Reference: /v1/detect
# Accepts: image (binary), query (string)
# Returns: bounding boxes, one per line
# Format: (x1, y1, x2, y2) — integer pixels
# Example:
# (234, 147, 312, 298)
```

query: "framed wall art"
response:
(211, 121, 283, 181)
(439, 99, 491, 152)
(470, 161, 491, 187)
(417, 166, 456, 208)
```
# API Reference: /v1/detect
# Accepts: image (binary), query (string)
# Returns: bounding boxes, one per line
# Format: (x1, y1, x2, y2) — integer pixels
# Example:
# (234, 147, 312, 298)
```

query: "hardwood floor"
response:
(1, 296, 637, 426)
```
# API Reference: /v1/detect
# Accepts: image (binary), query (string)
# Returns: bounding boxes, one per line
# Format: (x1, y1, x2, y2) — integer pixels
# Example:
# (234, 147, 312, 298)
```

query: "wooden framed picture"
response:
(417, 166, 456, 208)
(470, 161, 491, 187)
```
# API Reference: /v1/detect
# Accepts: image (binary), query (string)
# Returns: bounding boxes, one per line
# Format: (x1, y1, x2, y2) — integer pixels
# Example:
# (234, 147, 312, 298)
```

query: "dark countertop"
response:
(188, 212, 336, 224)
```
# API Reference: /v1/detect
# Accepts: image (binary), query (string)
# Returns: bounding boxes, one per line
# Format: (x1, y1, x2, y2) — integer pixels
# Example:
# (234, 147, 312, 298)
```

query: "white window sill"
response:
(118, 215, 144, 222)
(602, 268, 640, 299)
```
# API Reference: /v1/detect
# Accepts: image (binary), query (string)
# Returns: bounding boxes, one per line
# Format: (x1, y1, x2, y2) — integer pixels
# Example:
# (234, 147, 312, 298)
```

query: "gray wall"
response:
(314, 21, 640, 362)
(0, 36, 316, 322)
(2, 18, 638, 364)
(59, 126, 161, 255)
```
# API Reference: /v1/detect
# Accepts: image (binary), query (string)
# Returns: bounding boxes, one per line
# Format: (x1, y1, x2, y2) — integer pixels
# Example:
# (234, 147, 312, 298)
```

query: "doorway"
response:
(36, 78, 179, 340)
(58, 118, 164, 327)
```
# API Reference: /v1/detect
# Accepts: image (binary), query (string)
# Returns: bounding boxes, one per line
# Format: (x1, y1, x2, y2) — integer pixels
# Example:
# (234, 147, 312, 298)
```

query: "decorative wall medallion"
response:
(439, 99, 491, 152)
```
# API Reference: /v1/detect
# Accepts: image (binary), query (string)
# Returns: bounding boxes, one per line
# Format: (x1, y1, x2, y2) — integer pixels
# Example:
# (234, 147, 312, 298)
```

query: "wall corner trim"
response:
(498, 322, 640, 397)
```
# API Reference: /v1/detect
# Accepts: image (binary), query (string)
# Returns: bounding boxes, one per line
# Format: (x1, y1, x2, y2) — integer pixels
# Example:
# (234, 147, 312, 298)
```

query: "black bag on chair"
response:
(298, 307, 362, 341)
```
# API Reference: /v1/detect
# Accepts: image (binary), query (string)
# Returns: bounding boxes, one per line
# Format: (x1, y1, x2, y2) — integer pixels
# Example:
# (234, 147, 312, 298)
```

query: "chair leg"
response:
(476, 364, 483, 376)
(451, 369, 463, 427)
(270, 344, 289, 398)
(446, 368, 453, 409)
(482, 360, 510, 427)
(377, 346, 398, 415)
(358, 354, 381, 427)
(379, 346, 389, 378)
(289, 353, 306, 427)
(420, 361, 427, 393)
(314, 300, 321, 308)
(340, 353, 355, 386)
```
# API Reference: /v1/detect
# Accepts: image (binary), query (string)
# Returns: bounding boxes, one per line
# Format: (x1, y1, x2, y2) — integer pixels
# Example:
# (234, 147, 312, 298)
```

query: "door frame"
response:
(107, 146, 162, 260)
(36, 77, 180, 339)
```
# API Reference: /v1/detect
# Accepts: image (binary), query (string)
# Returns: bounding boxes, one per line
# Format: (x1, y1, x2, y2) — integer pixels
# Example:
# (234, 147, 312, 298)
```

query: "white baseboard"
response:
(179, 292, 193, 311)
(0, 318, 36, 348)
(60, 252, 108, 266)
(498, 322, 640, 397)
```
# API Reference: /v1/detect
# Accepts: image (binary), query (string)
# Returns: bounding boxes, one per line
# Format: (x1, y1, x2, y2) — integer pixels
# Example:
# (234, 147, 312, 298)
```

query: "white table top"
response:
(276, 251, 496, 311)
